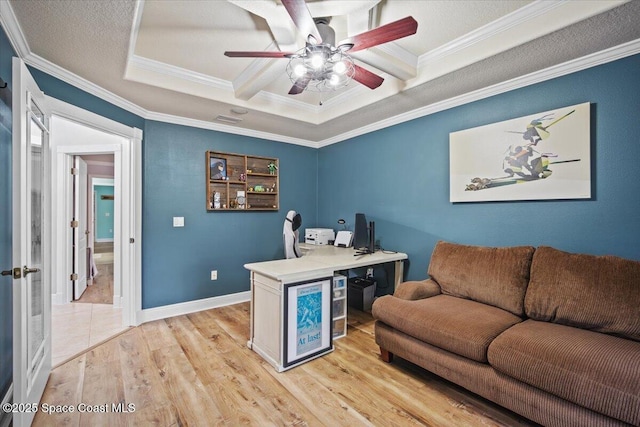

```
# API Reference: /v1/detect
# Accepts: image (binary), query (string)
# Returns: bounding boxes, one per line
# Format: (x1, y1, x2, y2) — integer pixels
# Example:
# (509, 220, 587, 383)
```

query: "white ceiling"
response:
(3, 0, 640, 147)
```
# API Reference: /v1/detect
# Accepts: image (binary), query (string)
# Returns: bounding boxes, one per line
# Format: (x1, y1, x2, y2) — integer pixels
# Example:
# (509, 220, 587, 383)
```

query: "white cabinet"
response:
(248, 271, 333, 372)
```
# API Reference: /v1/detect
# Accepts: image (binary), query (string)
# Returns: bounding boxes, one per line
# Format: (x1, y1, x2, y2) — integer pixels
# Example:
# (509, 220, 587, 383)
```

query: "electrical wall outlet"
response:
(366, 267, 373, 278)
(210, 270, 217, 280)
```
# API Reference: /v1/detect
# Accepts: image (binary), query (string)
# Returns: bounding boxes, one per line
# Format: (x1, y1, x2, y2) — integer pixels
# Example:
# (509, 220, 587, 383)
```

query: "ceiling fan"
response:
(224, 0, 418, 95)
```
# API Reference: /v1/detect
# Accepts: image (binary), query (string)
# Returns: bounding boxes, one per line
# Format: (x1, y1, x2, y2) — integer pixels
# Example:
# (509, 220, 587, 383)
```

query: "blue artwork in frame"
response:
(283, 277, 333, 368)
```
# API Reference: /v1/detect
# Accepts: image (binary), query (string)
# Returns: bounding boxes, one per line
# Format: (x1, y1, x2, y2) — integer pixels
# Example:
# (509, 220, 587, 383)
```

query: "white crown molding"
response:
(127, 0, 144, 62)
(317, 38, 640, 148)
(26, 53, 148, 118)
(0, 0, 29, 57)
(418, 1, 564, 68)
(374, 42, 418, 70)
(254, 87, 320, 115)
(129, 55, 233, 91)
(145, 110, 319, 148)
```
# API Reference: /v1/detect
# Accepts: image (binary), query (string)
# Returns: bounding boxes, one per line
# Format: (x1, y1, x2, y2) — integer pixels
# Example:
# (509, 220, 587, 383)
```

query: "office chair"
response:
(283, 210, 302, 259)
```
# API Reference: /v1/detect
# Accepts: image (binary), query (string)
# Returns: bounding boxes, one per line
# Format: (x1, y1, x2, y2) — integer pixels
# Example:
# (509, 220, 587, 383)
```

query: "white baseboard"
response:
(138, 291, 250, 324)
(95, 238, 114, 243)
(1, 383, 13, 427)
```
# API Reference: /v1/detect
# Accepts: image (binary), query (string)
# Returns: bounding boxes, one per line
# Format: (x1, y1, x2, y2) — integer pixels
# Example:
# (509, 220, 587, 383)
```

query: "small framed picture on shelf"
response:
(210, 157, 227, 180)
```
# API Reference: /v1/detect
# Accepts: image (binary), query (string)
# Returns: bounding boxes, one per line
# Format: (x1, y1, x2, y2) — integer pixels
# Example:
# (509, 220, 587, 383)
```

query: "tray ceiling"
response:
(4, 0, 640, 146)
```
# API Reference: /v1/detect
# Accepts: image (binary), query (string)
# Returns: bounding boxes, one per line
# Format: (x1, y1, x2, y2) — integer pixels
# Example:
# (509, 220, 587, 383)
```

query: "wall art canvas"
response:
(450, 102, 590, 202)
(283, 278, 332, 368)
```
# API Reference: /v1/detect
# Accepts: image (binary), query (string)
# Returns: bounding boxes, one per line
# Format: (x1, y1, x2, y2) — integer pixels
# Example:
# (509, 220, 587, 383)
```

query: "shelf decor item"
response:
(206, 151, 279, 211)
(210, 157, 227, 180)
(283, 277, 333, 368)
(267, 162, 278, 175)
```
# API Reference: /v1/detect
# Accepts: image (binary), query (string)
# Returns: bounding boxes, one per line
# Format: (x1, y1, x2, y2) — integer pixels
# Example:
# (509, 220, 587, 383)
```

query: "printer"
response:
(304, 228, 335, 245)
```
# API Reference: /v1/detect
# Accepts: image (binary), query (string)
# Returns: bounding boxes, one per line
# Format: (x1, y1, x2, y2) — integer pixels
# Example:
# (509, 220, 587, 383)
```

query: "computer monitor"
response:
(353, 213, 375, 254)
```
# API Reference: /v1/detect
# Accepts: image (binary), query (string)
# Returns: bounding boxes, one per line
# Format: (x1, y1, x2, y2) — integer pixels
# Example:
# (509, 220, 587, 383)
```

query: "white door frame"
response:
(61, 149, 120, 305)
(47, 96, 142, 326)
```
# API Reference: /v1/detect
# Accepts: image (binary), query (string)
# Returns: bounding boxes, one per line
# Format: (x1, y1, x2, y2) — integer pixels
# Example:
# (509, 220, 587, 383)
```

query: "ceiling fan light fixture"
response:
(310, 54, 324, 69)
(293, 64, 306, 77)
(286, 45, 355, 93)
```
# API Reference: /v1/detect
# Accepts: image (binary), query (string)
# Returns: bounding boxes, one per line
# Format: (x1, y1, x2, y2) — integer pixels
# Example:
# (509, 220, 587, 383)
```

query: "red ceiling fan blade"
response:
(224, 51, 294, 58)
(353, 64, 384, 90)
(282, 0, 322, 44)
(288, 76, 311, 95)
(338, 16, 418, 53)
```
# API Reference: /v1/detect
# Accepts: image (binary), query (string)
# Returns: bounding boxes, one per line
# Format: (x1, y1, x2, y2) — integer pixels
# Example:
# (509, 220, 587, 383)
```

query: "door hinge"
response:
(70, 167, 78, 175)
(70, 220, 79, 228)
(70, 273, 78, 281)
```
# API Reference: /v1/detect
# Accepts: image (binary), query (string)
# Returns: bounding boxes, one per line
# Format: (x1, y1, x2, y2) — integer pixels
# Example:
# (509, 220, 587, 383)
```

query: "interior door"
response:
(73, 156, 88, 299)
(12, 58, 51, 427)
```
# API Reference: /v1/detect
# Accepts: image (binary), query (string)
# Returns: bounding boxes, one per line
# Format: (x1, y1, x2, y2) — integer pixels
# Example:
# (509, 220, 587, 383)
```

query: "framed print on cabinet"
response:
(283, 277, 333, 368)
(450, 102, 591, 203)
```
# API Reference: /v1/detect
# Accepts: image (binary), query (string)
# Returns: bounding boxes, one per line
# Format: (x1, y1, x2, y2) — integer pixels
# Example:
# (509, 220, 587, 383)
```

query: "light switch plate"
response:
(173, 216, 184, 227)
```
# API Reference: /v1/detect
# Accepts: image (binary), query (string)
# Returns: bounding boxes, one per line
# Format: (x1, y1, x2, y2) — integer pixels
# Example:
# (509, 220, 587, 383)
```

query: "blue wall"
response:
(95, 185, 114, 240)
(3, 18, 639, 322)
(142, 121, 317, 308)
(318, 54, 640, 281)
(0, 25, 15, 401)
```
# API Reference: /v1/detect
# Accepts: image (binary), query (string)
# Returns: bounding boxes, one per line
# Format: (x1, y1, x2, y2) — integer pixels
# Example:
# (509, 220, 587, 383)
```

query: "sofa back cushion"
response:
(525, 246, 640, 341)
(427, 241, 535, 316)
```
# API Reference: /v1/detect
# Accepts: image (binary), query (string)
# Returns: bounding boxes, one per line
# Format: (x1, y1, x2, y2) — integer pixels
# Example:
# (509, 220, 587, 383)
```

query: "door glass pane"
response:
(28, 115, 44, 372)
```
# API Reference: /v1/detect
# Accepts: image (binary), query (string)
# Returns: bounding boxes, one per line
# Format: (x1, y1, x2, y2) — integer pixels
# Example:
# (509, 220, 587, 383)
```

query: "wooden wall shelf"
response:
(206, 151, 279, 211)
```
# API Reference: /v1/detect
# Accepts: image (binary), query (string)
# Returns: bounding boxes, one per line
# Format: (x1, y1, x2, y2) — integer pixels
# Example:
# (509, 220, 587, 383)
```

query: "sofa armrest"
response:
(394, 278, 441, 300)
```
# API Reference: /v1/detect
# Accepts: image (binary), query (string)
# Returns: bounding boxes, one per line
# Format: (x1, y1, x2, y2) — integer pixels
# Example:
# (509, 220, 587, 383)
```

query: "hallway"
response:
(51, 243, 128, 367)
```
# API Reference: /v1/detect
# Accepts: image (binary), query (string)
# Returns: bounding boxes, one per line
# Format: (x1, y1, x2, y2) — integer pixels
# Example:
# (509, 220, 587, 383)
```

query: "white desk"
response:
(244, 245, 408, 371)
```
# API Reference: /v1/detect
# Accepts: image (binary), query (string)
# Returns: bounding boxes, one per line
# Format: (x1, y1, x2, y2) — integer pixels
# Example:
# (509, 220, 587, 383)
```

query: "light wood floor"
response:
(35, 303, 537, 427)
(76, 263, 114, 305)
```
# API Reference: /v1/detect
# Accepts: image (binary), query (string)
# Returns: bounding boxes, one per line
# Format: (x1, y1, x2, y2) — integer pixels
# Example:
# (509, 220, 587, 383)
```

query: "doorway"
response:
(77, 157, 115, 305)
(46, 97, 142, 366)
(52, 153, 124, 366)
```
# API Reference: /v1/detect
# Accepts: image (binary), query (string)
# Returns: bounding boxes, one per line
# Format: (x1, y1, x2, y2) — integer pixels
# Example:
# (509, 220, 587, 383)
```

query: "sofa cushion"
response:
(427, 241, 535, 316)
(372, 294, 522, 362)
(393, 279, 441, 300)
(488, 320, 640, 425)
(525, 246, 640, 341)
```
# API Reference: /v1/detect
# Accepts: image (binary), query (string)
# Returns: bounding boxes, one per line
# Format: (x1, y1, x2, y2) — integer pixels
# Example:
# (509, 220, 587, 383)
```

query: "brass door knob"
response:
(23, 266, 40, 277)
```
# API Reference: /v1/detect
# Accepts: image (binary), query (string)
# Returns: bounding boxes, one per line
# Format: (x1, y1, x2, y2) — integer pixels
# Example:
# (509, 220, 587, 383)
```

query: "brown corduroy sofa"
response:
(372, 241, 640, 427)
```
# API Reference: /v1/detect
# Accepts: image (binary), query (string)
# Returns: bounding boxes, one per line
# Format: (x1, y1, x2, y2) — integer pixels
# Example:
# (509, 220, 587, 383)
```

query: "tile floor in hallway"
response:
(51, 302, 128, 367)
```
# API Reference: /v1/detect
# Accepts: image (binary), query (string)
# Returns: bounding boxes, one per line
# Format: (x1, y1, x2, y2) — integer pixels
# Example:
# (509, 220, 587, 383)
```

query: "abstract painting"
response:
(450, 102, 590, 202)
